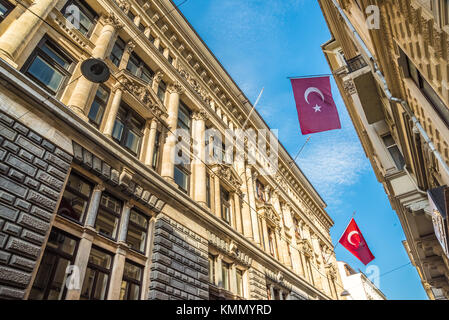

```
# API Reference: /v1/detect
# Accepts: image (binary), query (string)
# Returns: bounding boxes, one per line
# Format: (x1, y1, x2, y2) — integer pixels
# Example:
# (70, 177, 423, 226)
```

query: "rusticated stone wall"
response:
(148, 214, 209, 300)
(0, 111, 72, 299)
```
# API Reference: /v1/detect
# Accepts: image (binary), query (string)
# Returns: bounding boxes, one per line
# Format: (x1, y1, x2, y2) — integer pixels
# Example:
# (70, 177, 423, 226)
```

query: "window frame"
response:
(0, 0, 14, 22)
(152, 130, 161, 171)
(57, 170, 94, 225)
(61, 0, 98, 37)
(80, 246, 113, 300)
(111, 103, 145, 156)
(220, 186, 231, 224)
(21, 36, 74, 95)
(381, 133, 406, 170)
(126, 208, 149, 254)
(120, 260, 143, 300)
(29, 228, 79, 300)
(88, 85, 110, 128)
(109, 37, 126, 67)
(95, 192, 122, 240)
(126, 52, 154, 84)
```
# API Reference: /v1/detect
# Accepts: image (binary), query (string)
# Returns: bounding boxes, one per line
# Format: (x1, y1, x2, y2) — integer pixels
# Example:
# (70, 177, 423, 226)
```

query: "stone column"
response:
(106, 244, 127, 300)
(151, 71, 163, 93)
(246, 166, 260, 245)
(230, 264, 237, 294)
(272, 195, 291, 267)
(233, 192, 243, 233)
(235, 159, 252, 239)
(213, 173, 221, 219)
(102, 85, 123, 137)
(85, 184, 105, 228)
(260, 218, 269, 253)
(269, 284, 275, 300)
(68, 14, 123, 116)
(0, 0, 57, 66)
(192, 111, 208, 206)
(142, 117, 159, 166)
(274, 228, 284, 264)
(118, 40, 136, 70)
(160, 81, 184, 181)
(284, 204, 303, 276)
(65, 230, 95, 300)
(216, 254, 223, 288)
(118, 201, 133, 243)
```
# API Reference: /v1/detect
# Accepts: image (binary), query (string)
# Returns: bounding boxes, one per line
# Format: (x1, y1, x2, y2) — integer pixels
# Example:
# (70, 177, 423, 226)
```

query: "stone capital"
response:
(101, 13, 124, 30)
(192, 110, 208, 121)
(94, 183, 106, 192)
(126, 40, 136, 53)
(167, 81, 184, 94)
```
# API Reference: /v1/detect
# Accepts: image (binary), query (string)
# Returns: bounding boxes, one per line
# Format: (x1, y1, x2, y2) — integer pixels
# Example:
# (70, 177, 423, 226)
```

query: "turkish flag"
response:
(290, 76, 341, 134)
(338, 218, 375, 265)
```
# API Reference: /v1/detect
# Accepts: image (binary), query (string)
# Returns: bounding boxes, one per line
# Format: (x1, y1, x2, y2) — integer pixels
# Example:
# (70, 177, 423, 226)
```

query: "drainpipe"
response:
(330, 0, 449, 179)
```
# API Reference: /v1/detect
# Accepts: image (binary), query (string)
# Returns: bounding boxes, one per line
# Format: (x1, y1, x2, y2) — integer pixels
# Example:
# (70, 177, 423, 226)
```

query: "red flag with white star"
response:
(290, 76, 341, 134)
(339, 218, 375, 265)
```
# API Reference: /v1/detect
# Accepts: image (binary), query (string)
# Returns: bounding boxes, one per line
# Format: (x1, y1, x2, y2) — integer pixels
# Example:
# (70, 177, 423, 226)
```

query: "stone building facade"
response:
(0, 0, 342, 300)
(319, 0, 449, 299)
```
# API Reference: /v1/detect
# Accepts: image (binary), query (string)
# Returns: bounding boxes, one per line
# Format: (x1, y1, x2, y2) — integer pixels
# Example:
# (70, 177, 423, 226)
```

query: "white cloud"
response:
(296, 133, 369, 207)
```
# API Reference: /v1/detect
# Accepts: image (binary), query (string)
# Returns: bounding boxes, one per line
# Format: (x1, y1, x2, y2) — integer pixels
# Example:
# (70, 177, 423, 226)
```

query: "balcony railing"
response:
(346, 55, 368, 73)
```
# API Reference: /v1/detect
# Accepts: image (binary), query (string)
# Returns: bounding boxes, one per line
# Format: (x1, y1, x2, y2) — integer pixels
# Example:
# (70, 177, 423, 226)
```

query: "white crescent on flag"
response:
(304, 87, 325, 104)
(348, 231, 360, 246)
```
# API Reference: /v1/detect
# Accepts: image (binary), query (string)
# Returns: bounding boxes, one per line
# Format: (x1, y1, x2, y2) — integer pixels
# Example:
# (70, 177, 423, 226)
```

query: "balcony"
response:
(346, 55, 368, 73)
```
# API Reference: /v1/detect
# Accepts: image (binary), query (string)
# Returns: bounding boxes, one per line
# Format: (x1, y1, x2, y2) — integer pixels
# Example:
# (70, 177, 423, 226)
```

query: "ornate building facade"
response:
(319, 0, 449, 299)
(0, 0, 342, 300)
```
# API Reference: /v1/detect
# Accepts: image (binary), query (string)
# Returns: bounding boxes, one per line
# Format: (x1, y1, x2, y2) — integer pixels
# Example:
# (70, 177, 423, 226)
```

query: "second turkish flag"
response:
(290, 76, 341, 135)
(338, 218, 375, 265)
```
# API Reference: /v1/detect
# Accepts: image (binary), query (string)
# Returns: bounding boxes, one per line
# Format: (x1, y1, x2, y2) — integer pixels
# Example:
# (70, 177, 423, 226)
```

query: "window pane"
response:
(388, 145, 406, 170)
(88, 100, 105, 125)
(88, 247, 112, 269)
(47, 257, 71, 300)
(78, 11, 93, 35)
(126, 222, 146, 252)
(81, 267, 95, 299)
(236, 270, 243, 296)
(100, 193, 122, 214)
(41, 44, 70, 69)
(58, 190, 88, 222)
(123, 261, 142, 281)
(110, 39, 125, 66)
(125, 129, 141, 153)
(112, 119, 124, 141)
(129, 210, 148, 228)
(95, 208, 119, 238)
(46, 229, 77, 255)
(28, 56, 64, 92)
(93, 272, 109, 299)
(0, 1, 10, 19)
(29, 253, 57, 300)
(174, 166, 188, 191)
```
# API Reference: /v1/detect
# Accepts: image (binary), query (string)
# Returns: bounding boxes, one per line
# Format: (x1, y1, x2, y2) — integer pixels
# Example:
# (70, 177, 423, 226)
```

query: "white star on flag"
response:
(313, 104, 322, 112)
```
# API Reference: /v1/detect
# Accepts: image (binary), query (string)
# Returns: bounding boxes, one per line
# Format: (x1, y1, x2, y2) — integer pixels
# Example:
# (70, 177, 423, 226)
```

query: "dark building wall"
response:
(0, 111, 72, 299)
(149, 213, 209, 300)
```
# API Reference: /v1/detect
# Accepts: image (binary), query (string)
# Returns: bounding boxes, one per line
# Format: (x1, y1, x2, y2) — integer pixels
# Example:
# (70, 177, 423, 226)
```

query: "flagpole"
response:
(287, 73, 333, 79)
(242, 87, 264, 129)
(325, 211, 356, 264)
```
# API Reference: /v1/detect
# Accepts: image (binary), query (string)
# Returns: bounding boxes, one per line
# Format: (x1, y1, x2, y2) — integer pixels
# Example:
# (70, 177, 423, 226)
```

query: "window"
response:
(256, 180, 265, 201)
(405, 50, 449, 128)
(178, 101, 191, 132)
(120, 261, 143, 300)
(109, 37, 125, 67)
(62, 0, 98, 37)
(268, 228, 277, 258)
(81, 247, 112, 300)
(88, 85, 109, 127)
(95, 193, 122, 239)
(126, 209, 149, 253)
(30, 229, 78, 300)
(57, 171, 93, 223)
(221, 262, 230, 291)
(208, 254, 216, 284)
(174, 165, 190, 193)
(206, 173, 211, 208)
(152, 130, 161, 170)
(126, 52, 154, 84)
(236, 269, 244, 297)
(127, 10, 136, 23)
(220, 187, 231, 224)
(157, 80, 167, 103)
(112, 104, 145, 155)
(382, 134, 405, 170)
(0, 0, 13, 21)
(22, 37, 73, 94)
(168, 55, 174, 65)
(148, 33, 155, 44)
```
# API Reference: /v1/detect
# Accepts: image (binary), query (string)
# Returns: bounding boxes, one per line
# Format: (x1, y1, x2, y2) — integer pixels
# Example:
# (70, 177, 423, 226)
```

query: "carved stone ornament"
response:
(102, 13, 123, 30)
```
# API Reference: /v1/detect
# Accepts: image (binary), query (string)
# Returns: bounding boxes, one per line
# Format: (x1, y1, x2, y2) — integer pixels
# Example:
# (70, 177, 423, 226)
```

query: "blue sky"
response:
(177, 0, 428, 299)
